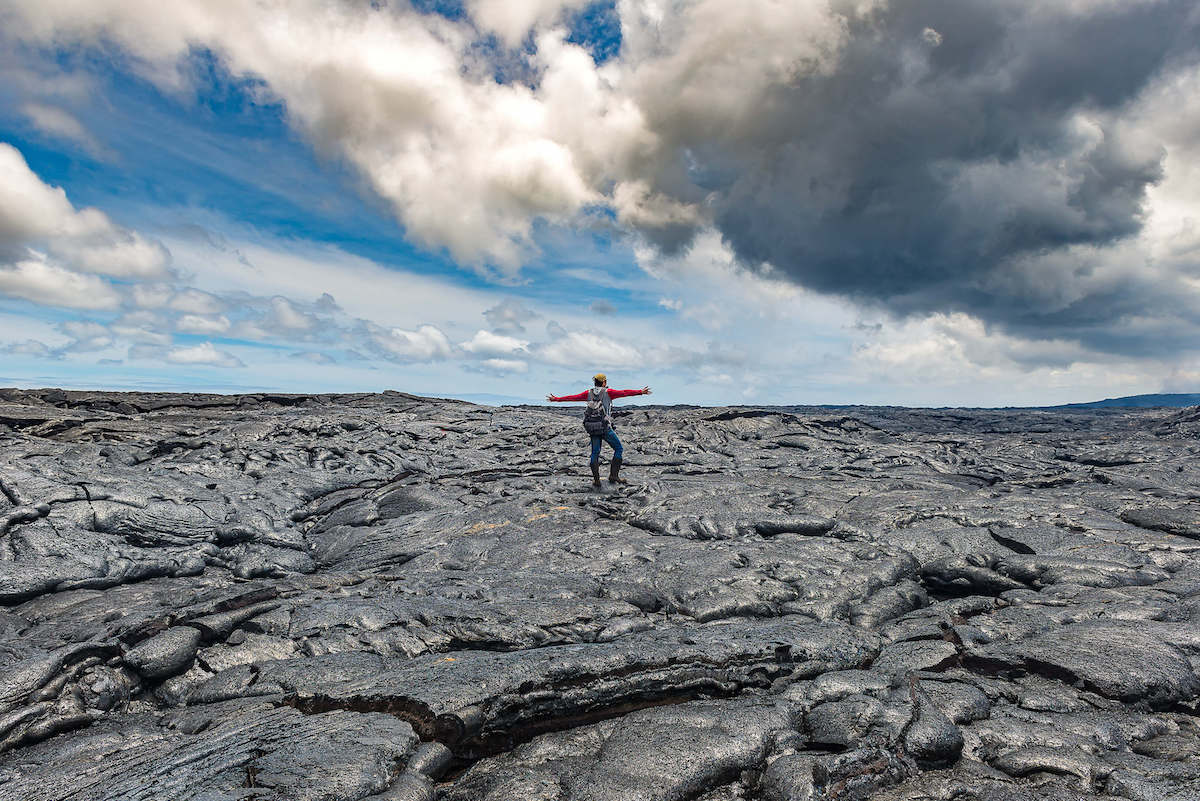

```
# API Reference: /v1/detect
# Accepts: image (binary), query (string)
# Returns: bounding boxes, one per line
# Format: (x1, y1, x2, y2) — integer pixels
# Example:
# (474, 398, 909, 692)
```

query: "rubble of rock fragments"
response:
(0, 387, 1197, 800)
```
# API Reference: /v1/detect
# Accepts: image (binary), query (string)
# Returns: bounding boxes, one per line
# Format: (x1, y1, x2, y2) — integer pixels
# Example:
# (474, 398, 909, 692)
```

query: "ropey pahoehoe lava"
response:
(0, 389, 1198, 800)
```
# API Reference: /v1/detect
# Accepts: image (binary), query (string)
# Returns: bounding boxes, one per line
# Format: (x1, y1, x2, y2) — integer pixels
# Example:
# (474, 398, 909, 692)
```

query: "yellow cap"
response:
(593, 373, 607, 384)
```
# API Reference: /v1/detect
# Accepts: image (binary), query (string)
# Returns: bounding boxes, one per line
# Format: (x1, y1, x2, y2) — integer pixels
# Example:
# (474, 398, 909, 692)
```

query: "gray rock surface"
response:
(0, 388, 1198, 799)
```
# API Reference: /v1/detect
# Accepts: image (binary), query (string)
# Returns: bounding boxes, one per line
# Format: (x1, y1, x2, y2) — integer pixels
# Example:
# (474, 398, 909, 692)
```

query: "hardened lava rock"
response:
(0, 388, 1198, 799)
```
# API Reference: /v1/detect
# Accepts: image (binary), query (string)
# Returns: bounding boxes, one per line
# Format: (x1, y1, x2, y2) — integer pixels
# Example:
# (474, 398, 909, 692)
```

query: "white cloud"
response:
(132, 283, 173, 309)
(0, 142, 168, 277)
(165, 342, 244, 368)
(110, 312, 173, 346)
(460, 329, 528, 358)
(168, 288, 225, 315)
(466, 0, 591, 47)
(59, 320, 114, 351)
(54, 232, 168, 278)
(478, 357, 529, 374)
(19, 102, 111, 159)
(367, 323, 454, 362)
(537, 329, 645, 368)
(0, 255, 121, 310)
(268, 296, 318, 332)
(176, 314, 232, 335)
(483, 298, 539, 335)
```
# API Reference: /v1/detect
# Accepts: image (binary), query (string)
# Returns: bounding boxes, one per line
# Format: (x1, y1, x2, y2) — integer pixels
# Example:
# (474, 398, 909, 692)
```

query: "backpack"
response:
(582, 387, 610, 435)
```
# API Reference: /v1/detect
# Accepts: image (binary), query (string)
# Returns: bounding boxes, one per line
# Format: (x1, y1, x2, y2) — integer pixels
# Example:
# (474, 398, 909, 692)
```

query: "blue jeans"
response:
(590, 429, 623, 465)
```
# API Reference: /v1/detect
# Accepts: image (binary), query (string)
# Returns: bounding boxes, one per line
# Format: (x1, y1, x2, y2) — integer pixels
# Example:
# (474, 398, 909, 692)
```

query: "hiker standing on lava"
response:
(547, 374, 651, 488)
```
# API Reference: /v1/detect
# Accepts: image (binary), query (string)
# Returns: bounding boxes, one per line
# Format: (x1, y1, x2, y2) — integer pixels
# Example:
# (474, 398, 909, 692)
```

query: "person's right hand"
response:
(546, 394, 556, 402)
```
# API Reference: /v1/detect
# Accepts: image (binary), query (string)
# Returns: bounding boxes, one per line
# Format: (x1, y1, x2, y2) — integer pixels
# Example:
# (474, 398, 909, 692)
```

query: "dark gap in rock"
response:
(987, 529, 1036, 555)
(446, 687, 749, 780)
(280, 694, 439, 740)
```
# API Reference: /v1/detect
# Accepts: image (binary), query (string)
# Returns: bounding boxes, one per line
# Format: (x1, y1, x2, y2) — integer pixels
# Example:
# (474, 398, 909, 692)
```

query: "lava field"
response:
(0, 388, 1198, 800)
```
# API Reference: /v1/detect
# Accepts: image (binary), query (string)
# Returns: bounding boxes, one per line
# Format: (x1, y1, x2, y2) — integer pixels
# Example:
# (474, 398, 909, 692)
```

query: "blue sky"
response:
(1, 1, 1198, 406)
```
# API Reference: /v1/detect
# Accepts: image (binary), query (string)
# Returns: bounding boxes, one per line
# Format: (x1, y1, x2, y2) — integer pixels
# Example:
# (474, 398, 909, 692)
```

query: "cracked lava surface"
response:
(0, 388, 1198, 800)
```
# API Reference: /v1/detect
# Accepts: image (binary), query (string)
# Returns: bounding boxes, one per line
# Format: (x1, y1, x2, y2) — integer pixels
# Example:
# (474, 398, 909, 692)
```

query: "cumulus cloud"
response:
(176, 314, 232, 335)
(0, 142, 168, 276)
(473, 358, 530, 375)
(460, 329, 528, 358)
(467, 0, 592, 47)
(0, 255, 122, 310)
(366, 323, 454, 362)
(1, 1, 613, 273)
(267, 296, 319, 332)
(109, 312, 172, 346)
(164, 342, 244, 368)
(537, 328, 646, 368)
(483, 298, 540, 335)
(58, 320, 114, 352)
(167, 289, 225, 315)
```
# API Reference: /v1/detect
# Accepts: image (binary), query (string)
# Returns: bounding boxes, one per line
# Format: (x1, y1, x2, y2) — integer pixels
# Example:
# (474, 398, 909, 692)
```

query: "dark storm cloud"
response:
(643, 0, 1199, 353)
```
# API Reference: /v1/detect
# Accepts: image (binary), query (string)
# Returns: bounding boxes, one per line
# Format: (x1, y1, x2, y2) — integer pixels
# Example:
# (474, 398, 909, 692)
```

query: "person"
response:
(547, 374, 651, 487)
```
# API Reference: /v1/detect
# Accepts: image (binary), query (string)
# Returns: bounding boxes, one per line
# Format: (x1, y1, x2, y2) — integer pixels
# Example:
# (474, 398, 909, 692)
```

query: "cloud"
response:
(537, 328, 645, 368)
(176, 314, 232, 335)
(267, 296, 319, 332)
(0, 142, 168, 276)
(621, 1, 1200, 354)
(5, 0, 1199, 358)
(289, 351, 336, 365)
(165, 342, 244, 368)
(2, 2, 611, 273)
(4, 3, 1200, 397)
(167, 288, 225, 315)
(472, 357, 530, 375)
(460, 329, 528, 358)
(2, 339, 58, 358)
(365, 323, 454, 362)
(0, 255, 122, 310)
(58, 320, 114, 352)
(19, 102, 112, 159)
(589, 299, 615, 315)
(110, 312, 173, 346)
(467, 0, 592, 47)
(483, 298, 539, 335)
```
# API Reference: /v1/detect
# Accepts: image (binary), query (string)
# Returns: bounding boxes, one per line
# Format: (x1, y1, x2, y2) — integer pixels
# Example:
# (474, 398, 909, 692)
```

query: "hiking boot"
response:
(590, 462, 602, 488)
(609, 457, 627, 485)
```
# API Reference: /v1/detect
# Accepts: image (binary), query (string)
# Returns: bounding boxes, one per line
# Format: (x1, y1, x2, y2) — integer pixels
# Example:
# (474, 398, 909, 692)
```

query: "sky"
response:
(0, 0, 1198, 407)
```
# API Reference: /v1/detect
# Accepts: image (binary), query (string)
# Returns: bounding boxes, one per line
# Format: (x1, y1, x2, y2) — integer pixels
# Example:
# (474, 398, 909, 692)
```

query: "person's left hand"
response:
(642, 386, 652, 395)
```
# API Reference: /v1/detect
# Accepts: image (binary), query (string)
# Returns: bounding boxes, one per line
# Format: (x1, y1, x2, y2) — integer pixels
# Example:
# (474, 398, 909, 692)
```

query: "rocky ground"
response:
(0, 388, 1197, 801)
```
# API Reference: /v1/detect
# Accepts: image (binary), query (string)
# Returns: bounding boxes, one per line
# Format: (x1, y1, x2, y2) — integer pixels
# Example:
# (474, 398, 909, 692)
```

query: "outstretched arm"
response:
(607, 386, 652, 399)
(546, 390, 589, 402)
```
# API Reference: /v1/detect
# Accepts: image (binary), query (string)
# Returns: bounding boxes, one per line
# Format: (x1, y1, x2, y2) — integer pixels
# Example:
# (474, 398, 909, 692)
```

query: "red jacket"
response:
(549, 388, 644, 402)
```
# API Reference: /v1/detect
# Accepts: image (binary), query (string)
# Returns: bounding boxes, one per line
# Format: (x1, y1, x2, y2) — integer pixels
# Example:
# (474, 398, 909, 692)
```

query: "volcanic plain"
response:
(0, 388, 1197, 800)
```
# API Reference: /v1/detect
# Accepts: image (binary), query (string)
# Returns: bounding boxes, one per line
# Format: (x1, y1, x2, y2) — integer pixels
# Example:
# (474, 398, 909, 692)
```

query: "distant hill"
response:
(1056, 393, 1200, 409)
